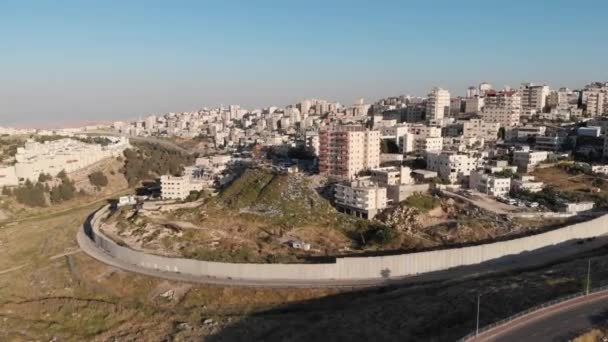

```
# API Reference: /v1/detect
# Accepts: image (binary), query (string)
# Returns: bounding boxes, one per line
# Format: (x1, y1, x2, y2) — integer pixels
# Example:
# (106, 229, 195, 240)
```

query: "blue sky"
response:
(1, 0, 607, 127)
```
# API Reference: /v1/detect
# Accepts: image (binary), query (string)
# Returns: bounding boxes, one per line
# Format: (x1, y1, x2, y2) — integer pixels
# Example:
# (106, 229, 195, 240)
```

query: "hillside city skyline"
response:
(0, 80, 599, 129)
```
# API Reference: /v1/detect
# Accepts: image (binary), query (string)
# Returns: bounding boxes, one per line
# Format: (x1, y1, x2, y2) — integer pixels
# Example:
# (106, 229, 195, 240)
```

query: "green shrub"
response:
(88, 171, 108, 187)
(13, 180, 46, 207)
(50, 178, 77, 203)
(404, 193, 438, 212)
(38, 173, 52, 182)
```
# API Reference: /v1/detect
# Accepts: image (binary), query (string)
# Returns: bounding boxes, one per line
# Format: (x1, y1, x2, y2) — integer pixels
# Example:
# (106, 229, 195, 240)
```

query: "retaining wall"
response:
(87, 205, 608, 281)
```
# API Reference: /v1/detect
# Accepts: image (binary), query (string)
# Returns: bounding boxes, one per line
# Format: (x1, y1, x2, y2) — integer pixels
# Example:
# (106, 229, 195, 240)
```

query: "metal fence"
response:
(458, 284, 608, 341)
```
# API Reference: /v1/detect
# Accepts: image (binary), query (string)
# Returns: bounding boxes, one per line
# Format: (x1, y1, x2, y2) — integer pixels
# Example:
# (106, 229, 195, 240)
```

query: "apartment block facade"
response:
(318, 126, 380, 179)
(426, 87, 450, 121)
(334, 179, 387, 219)
(482, 90, 521, 127)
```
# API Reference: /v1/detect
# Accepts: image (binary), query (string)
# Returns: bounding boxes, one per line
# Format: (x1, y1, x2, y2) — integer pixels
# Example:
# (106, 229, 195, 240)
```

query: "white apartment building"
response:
(305, 131, 320, 156)
(469, 171, 511, 197)
(160, 166, 213, 200)
(160, 175, 206, 200)
(510, 125, 547, 141)
(426, 87, 450, 121)
(195, 154, 232, 173)
(511, 175, 544, 193)
(334, 178, 387, 219)
(513, 150, 549, 173)
(319, 125, 381, 179)
(546, 88, 573, 109)
(370, 166, 413, 186)
(426, 151, 480, 184)
(482, 90, 521, 127)
(483, 160, 518, 174)
(520, 83, 550, 114)
(585, 91, 607, 117)
(462, 119, 500, 142)
(401, 124, 443, 156)
(0, 136, 130, 187)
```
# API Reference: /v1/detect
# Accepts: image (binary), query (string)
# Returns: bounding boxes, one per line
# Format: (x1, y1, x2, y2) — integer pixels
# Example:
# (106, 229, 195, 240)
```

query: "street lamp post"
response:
(476, 293, 481, 336)
(586, 259, 591, 296)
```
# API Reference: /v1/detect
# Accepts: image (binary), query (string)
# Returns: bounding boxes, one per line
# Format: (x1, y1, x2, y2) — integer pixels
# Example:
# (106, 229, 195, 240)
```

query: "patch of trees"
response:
(354, 222, 395, 246)
(493, 169, 517, 178)
(121, 142, 195, 186)
(13, 180, 47, 207)
(88, 171, 108, 188)
(50, 174, 77, 204)
(3, 170, 84, 207)
(33, 135, 67, 143)
(404, 193, 439, 212)
(74, 136, 113, 146)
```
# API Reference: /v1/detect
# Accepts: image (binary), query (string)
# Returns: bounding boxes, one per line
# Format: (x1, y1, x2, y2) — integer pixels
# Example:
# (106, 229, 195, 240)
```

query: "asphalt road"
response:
(474, 290, 608, 342)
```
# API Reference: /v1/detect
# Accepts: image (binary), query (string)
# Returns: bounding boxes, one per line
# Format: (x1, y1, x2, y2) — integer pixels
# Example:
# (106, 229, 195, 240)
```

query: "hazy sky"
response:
(1, 0, 607, 127)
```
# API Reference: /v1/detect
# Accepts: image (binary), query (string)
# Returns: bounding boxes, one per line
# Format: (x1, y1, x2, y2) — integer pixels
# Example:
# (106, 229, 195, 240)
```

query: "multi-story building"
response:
(304, 131, 320, 156)
(318, 125, 380, 179)
(582, 82, 608, 117)
(535, 136, 563, 152)
(400, 124, 444, 156)
(520, 83, 550, 115)
(370, 166, 413, 186)
(482, 90, 521, 127)
(511, 175, 544, 193)
(462, 118, 500, 142)
(426, 87, 450, 121)
(334, 178, 387, 219)
(585, 91, 607, 117)
(546, 87, 573, 109)
(160, 166, 212, 200)
(509, 125, 547, 141)
(0, 136, 130, 187)
(513, 150, 549, 173)
(426, 151, 480, 184)
(469, 170, 511, 197)
(464, 96, 484, 114)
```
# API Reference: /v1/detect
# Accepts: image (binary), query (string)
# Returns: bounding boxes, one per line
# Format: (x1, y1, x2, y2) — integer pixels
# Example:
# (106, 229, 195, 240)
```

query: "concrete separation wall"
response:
(84, 205, 608, 281)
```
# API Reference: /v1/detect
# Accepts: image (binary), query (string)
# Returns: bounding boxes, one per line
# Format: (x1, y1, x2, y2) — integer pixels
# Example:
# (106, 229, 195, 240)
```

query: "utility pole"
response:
(476, 293, 481, 336)
(586, 259, 591, 296)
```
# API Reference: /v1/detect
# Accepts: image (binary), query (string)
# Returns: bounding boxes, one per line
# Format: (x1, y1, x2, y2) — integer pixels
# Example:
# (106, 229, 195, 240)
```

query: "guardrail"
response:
(458, 284, 608, 341)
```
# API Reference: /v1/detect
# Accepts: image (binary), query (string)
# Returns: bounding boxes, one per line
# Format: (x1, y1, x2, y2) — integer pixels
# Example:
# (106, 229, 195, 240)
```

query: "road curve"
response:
(469, 290, 608, 342)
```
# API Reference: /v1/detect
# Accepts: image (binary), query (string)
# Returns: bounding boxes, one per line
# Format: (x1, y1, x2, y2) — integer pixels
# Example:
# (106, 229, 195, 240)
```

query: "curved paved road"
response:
(472, 290, 608, 342)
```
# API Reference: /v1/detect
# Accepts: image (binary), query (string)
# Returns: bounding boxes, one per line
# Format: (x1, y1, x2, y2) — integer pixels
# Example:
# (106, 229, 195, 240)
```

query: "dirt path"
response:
(0, 187, 132, 227)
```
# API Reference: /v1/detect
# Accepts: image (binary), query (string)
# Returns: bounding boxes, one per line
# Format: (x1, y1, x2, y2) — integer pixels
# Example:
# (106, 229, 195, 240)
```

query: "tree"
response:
(38, 173, 52, 182)
(497, 127, 506, 140)
(57, 170, 68, 181)
(493, 169, 517, 178)
(13, 180, 46, 207)
(88, 171, 108, 187)
(50, 178, 76, 204)
(1, 186, 12, 196)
